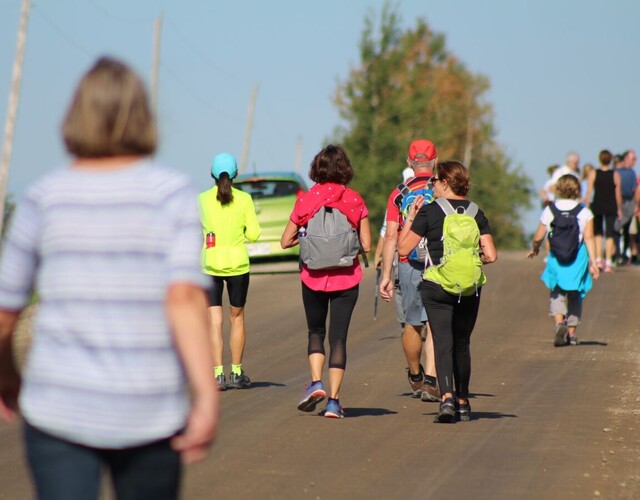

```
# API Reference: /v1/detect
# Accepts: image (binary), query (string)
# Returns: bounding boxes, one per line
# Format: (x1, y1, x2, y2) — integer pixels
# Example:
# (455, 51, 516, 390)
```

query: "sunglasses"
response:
(429, 177, 442, 185)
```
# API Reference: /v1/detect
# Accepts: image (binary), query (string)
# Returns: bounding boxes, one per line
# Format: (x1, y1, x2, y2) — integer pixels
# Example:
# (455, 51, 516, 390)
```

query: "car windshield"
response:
(235, 180, 300, 199)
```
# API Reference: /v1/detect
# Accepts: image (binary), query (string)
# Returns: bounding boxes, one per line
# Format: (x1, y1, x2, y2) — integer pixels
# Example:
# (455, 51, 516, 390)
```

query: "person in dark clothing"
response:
(398, 161, 497, 424)
(584, 149, 622, 272)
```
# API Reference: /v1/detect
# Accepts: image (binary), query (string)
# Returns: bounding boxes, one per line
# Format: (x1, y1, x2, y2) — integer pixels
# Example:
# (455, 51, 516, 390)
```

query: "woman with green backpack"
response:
(398, 161, 497, 423)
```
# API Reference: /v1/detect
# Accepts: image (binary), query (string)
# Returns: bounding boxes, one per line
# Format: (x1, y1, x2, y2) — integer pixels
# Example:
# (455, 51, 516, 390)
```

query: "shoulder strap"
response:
(465, 202, 479, 218)
(435, 197, 455, 215)
(568, 203, 584, 216)
(549, 203, 561, 217)
(393, 183, 409, 209)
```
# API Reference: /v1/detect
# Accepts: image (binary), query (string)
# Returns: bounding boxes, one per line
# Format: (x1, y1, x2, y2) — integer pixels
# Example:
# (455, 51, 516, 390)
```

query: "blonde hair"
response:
(556, 174, 581, 200)
(62, 56, 157, 158)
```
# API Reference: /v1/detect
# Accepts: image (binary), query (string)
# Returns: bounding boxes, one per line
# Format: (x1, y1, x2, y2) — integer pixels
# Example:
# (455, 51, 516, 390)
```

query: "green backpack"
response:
(423, 198, 486, 298)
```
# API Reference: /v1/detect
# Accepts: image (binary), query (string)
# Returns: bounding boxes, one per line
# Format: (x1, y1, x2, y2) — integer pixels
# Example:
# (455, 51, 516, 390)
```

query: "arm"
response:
(397, 194, 425, 258)
(358, 216, 372, 253)
(527, 222, 548, 259)
(379, 220, 399, 302)
(280, 219, 299, 249)
(614, 171, 623, 220)
(244, 198, 261, 242)
(584, 170, 596, 205)
(0, 309, 21, 423)
(479, 234, 498, 264)
(583, 219, 600, 280)
(167, 283, 219, 464)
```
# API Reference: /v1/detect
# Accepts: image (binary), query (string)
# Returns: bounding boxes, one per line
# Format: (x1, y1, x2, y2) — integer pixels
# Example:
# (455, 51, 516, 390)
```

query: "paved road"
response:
(1, 252, 639, 499)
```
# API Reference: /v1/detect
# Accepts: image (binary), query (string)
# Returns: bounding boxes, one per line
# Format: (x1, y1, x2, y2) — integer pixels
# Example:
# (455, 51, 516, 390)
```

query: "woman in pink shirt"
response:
(281, 145, 371, 418)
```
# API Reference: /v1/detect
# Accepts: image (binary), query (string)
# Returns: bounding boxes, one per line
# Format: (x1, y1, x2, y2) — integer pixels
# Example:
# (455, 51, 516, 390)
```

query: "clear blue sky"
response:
(1, 0, 639, 229)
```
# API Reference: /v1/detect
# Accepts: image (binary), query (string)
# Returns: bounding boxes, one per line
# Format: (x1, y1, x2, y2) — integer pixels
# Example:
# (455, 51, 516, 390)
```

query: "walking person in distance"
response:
(199, 153, 261, 390)
(281, 145, 371, 418)
(398, 161, 497, 423)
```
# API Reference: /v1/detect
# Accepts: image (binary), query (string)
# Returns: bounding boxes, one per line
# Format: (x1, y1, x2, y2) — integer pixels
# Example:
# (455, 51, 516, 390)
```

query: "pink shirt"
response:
(291, 183, 368, 292)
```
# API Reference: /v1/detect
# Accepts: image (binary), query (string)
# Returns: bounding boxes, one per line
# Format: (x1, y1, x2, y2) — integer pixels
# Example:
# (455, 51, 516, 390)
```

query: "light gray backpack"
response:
(299, 206, 363, 270)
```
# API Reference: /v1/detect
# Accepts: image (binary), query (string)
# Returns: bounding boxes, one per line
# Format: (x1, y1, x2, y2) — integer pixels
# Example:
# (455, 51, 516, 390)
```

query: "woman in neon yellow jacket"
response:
(199, 153, 261, 390)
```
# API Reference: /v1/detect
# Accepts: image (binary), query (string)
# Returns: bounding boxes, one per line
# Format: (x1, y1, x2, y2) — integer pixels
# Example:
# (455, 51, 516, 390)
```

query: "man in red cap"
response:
(379, 140, 439, 402)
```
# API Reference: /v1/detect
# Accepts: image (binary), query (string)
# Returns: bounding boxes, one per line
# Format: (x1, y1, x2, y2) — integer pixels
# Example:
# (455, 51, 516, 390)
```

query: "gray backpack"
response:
(299, 206, 363, 270)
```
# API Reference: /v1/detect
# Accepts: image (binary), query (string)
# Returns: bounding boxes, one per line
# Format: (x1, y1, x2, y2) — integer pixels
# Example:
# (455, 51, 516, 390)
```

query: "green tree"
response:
(333, 3, 532, 248)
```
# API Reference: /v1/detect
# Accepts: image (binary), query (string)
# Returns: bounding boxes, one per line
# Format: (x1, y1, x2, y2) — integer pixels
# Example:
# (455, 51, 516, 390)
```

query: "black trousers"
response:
(421, 280, 481, 398)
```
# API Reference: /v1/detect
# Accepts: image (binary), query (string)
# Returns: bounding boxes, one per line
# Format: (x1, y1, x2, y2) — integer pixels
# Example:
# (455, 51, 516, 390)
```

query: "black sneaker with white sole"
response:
(227, 371, 251, 389)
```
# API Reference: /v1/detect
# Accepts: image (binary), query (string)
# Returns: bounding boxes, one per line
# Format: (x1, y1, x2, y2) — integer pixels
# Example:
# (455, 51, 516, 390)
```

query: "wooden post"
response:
(0, 0, 30, 235)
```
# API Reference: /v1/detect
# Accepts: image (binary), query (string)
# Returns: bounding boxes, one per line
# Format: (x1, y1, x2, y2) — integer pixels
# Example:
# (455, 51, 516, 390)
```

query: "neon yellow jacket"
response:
(199, 186, 261, 276)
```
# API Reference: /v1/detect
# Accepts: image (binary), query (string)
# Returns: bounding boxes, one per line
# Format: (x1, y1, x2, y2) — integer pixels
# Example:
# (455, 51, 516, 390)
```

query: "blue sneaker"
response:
(297, 381, 326, 412)
(324, 399, 344, 419)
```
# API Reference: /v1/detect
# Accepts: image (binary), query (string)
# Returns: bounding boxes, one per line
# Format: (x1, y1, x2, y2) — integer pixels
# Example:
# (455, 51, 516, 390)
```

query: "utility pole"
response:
(151, 14, 163, 116)
(294, 136, 303, 173)
(0, 0, 30, 235)
(239, 84, 258, 174)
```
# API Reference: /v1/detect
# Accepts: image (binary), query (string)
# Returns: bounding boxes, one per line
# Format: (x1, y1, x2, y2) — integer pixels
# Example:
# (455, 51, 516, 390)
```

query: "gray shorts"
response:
(397, 261, 427, 326)
(549, 288, 582, 327)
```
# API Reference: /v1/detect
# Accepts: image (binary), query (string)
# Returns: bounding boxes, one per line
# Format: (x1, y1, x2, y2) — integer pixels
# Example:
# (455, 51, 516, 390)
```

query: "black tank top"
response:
(590, 169, 617, 215)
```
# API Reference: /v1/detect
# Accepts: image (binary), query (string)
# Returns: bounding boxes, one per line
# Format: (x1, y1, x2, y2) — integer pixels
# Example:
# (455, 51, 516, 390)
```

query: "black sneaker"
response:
(228, 371, 251, 389)
(434, 397, 456, 423)
(456, 400, 471, 421)
(554, 323, 568, 347)
(215, 374, 227, 391)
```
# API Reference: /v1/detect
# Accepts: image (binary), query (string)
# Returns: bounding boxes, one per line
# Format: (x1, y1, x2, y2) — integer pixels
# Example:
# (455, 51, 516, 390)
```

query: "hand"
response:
(408, 195, 424, 218)
(171, 398, 218, 464)
(0, 368, 21, 423)
(379, 277, 394, 302)
(526, 247, 539, 259)
(589, 262, 600, 280)
(374, 255, 382, 269)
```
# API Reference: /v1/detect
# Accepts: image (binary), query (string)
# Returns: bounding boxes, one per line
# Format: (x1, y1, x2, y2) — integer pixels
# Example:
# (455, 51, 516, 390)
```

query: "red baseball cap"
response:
(408, 139, 437, 162)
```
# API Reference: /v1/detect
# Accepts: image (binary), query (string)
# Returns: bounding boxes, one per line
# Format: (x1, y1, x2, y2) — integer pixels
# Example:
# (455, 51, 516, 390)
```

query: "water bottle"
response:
(206, 232, 216, 248)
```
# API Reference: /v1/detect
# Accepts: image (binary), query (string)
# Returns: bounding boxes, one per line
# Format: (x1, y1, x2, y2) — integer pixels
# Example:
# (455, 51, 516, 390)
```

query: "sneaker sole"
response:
(434, 410, 456, 423)
(554, 324, 568, 347)
(457, 412, 470, 422)
(227, 380, 251, 389)
(324, 411, 344, 419)
(421, 390, 441, 402)
(297, 391, 326, 412)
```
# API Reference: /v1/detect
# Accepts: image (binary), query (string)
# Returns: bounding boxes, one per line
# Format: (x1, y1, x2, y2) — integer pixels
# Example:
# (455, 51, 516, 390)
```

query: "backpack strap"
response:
(435, 197, 456, 215)
(393, 183, 409, 209)
(549, 203, 561, 217)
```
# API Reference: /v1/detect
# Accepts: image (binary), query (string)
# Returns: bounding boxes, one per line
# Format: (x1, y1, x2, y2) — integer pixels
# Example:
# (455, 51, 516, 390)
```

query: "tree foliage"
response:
(333, 3, 532, 248)
(2, 196, 15, 240)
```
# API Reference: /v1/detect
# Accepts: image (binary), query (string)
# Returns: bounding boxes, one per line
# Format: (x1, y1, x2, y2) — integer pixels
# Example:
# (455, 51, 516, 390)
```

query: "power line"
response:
(32, 4, 93, 57)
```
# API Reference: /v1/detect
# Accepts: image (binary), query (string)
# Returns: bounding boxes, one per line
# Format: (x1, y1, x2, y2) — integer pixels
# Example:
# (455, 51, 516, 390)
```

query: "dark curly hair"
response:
(308, 144, 354, 185)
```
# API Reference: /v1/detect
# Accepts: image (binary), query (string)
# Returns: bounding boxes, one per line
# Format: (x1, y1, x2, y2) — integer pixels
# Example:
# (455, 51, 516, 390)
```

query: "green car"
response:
(234, 171, 308, 259)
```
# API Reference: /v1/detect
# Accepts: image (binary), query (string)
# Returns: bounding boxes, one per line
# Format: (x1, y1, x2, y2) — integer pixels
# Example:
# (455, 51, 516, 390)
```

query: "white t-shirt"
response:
(540, 199, 593, 242)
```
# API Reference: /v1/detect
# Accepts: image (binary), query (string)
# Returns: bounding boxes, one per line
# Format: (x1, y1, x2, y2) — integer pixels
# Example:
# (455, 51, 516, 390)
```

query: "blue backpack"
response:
(548, 203, 583, 264)
(393, 179, 434, 262)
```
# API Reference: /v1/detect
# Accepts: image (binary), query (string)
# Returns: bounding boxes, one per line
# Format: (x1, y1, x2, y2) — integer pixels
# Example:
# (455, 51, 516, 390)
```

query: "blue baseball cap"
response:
(211, 153, 238, 179)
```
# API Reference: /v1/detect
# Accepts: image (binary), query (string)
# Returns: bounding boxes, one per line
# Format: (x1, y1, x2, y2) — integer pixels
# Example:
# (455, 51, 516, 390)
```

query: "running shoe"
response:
(324, 399, 344, 419)
(407, 364, 425, 397)
(554, 322, 568, 347)
(215, 374, 227, 391)
(434, 397, 456, 423)
(227, 371, 251, 389)
(456, 400, 471, 422)
(420, 380, 441, 402)
(568, 335, 579, 346)
(297, 381, 326, 412)
(604, 265, 613, 273)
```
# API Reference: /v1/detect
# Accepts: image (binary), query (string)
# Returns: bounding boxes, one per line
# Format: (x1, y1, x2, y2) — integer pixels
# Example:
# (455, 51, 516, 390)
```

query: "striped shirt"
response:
(0, 160, 208, 448)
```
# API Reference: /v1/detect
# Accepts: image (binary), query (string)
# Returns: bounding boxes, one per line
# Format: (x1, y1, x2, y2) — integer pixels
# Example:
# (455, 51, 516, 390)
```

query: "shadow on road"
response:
(245, 381, 287, 388)
(343, 407, 398, 417)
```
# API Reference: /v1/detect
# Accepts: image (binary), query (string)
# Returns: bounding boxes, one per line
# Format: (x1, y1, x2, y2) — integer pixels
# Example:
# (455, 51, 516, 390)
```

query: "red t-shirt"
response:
(291, 182, 368, 292)
(385, 174, 432, 263)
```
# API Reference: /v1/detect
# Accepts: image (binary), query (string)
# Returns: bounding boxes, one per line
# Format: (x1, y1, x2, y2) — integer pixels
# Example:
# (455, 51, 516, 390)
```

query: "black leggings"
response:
(421, 281, 481, 398)
(301, 282, 359, 370)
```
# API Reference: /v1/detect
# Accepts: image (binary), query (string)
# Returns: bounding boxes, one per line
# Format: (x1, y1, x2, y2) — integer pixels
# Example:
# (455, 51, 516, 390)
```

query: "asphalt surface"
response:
(1, 252, 639, 499)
